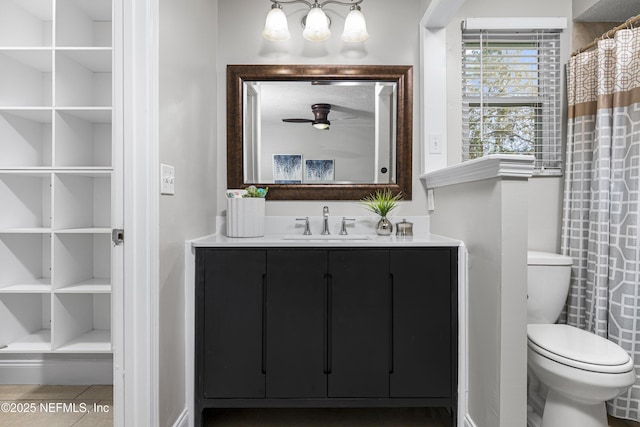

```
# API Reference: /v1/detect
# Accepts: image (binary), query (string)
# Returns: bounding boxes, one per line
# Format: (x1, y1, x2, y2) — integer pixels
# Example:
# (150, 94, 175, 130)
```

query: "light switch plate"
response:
(160, 164, 175, 195)
(429, 133, 443, 154)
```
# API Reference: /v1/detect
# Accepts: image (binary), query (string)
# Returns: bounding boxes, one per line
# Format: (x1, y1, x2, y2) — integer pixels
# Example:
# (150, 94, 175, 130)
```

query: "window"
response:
(461, 26, 562, 173)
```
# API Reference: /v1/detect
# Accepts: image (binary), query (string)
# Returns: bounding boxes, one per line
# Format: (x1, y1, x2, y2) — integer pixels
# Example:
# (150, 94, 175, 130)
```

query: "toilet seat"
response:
(528, 324, 633, 374)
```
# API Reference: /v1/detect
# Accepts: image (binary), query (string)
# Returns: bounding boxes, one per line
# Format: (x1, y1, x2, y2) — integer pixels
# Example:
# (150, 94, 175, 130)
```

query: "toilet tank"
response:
(527, 251, 573, 324)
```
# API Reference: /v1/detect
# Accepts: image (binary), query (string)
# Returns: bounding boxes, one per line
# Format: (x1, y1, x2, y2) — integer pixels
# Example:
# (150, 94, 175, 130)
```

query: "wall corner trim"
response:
(420, 154, 535, 189)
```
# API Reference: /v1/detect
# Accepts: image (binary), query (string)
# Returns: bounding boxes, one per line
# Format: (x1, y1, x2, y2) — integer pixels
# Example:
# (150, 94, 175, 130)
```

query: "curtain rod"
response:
(572, 14, 640, 56)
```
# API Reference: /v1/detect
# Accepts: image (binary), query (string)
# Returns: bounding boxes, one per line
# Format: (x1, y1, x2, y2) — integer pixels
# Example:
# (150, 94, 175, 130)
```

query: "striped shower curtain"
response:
(562, 27, 640, 421)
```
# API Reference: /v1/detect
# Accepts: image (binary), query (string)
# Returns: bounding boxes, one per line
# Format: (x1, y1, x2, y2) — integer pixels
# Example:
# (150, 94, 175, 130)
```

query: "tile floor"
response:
(0, 385, 112, 426)
(1, 385, 639, 426)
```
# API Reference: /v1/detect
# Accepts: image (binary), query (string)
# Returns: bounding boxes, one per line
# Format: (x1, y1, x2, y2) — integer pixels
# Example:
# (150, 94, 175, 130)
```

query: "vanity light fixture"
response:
(263, 0, 369, 43)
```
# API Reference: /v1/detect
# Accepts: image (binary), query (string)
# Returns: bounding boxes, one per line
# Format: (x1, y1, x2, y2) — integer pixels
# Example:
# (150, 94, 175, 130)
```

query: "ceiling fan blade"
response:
(282, 118, 314, 123)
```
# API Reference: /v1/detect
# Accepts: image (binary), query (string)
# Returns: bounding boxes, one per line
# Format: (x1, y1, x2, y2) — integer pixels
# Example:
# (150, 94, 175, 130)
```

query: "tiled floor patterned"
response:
(0, 385, 112, 426)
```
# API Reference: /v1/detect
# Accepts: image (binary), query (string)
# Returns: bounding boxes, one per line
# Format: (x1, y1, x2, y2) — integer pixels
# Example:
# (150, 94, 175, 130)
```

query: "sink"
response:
(283, 234, 372, 241)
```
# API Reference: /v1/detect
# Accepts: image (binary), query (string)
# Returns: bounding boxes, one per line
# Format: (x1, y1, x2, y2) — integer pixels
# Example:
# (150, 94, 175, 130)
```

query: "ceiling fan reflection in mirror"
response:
(281, 103, 355, 130)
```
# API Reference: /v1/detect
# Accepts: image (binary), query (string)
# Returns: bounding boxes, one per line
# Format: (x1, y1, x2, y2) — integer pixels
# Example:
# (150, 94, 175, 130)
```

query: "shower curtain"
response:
(562, 26, 640, 421)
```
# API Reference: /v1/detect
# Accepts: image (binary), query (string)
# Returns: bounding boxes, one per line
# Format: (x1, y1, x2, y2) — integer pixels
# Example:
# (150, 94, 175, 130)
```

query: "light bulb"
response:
(342, 6, 369, 42)
(262, 5, 290, 41)
(303, 6, 331, 42)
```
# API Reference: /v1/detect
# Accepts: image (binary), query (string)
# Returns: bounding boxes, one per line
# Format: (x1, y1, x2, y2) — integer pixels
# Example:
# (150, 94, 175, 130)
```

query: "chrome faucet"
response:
(339, 217, 356, 235)
(321, 206, 330, 235)
(296, 217, 312, 235)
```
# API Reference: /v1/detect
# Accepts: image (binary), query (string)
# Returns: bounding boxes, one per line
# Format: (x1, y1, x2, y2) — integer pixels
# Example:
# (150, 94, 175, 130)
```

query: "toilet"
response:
(526, 251, 635, 427)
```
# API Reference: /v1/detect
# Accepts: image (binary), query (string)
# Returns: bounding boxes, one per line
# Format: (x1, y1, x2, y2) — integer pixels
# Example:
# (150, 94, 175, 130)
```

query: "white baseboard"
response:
(464, 413, 477, 427)
(0, 357, 112, 385)
(172, 407, 189, 427)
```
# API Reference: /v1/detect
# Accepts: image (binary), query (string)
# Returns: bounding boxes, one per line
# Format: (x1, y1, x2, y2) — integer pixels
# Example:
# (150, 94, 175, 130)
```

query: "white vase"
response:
(226, 197, 266, 237)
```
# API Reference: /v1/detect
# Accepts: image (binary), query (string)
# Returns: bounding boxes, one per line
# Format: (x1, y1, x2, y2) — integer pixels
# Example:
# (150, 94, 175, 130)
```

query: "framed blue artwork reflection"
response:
(273, 154, 302, 184)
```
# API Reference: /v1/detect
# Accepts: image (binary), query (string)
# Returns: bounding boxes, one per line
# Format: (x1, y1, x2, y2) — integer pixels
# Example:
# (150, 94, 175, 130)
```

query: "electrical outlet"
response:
(161, 164, 175, 195)
(429, 133, 443, 154)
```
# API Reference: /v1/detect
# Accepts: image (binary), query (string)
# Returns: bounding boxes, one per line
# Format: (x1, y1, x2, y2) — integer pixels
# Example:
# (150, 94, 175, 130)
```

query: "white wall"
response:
(158, 0, 217, 425)
(260, 125, 375, 183)
(442, 0, 572, 253)
(217, 0, 428, 218)
(428, 175, 530, 427)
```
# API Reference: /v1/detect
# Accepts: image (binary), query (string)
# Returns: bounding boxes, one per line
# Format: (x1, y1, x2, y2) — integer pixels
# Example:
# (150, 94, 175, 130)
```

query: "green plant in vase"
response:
(360, 189, 403, 235)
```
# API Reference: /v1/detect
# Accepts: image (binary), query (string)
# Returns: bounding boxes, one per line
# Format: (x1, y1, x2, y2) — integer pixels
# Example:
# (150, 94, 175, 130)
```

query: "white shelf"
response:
(0, 0, 114, 358)
(0, 329, 52, 353)
(0, 108, 52, 168)
(54, 107, 112, 121)
(55, 109, 112, 167)
(0, 279, 51, 293)
(53, 233, 110, 290)
(56, 0, 112, 48)
(0, 293, 51, 351)
(0, 0, 53, 48)
(56, 49, 111, 72)
(53, 173, 111, 230)
(0, 233, 51, 290)
(0, 50, 52, 107)
(54, 227, 111, 234)
(0, 172, 52, 229)
(55, 278, 110, 294)
(53, 293, 110, 352)
(55, 50, 111, 108)
(0, 107, 52, 120)
(54, 329, 111, 353)
(0, 227, 52, 233)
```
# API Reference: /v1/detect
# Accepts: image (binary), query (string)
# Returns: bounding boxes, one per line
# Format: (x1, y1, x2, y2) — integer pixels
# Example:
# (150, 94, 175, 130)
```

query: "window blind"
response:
(461, 28, 562, 173)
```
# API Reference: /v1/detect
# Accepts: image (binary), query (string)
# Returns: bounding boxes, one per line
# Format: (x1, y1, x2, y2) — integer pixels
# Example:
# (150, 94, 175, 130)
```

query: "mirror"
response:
(227, 64, 412, 200)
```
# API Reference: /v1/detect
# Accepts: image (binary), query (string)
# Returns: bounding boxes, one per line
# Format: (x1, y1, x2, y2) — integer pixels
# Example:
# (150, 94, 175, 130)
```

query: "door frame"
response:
(117, 0, 160, 425)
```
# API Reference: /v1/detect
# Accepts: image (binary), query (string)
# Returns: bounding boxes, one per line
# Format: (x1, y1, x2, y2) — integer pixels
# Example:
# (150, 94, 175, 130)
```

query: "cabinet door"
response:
(328, 250, 389, 398)
(266, 249, 327, 398)
(390, 248, 453, 397)
(201, 249, 266, 398)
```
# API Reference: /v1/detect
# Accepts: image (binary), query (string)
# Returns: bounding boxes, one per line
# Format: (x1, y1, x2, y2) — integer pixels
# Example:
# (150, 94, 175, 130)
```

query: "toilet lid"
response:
(528, 324, 633, 373)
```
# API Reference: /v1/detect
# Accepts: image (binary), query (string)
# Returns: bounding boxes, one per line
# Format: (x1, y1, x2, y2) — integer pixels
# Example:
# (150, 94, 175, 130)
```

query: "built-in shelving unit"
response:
(0, 0, 113, 355)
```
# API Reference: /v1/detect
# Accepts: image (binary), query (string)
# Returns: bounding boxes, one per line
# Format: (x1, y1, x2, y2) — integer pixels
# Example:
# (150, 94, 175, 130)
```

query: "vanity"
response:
(192, 233, 460, 426)
(191, 63, 460, 425)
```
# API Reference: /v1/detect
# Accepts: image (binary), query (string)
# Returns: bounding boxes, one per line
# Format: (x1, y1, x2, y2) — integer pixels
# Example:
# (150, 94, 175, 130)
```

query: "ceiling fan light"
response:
(342, 6, 369, 42)
(263, 4, 290, 41)
(313, 121, 330, 130)
(303, 6, 331, 42)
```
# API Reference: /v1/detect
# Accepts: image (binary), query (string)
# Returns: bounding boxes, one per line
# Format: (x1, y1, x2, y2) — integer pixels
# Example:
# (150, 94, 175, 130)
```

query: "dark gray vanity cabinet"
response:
(328, 250, 390, 398)
(390, 249, 454, 398)
(265, 249, 327, 398)
(195, 246, 458, 426)
(200, 249, 266, 399)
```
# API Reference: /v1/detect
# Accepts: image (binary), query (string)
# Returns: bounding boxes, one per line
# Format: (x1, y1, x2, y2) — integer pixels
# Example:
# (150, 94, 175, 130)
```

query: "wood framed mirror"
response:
(227, 64, 412, 200)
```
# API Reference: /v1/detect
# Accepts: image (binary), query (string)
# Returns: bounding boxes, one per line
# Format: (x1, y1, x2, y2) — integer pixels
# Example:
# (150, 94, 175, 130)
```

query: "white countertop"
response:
(190, 232, 461, 248)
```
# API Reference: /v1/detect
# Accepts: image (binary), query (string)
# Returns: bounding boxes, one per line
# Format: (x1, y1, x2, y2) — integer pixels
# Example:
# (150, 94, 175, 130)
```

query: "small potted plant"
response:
(227, 186, 269, 237)
(360, 189, 402, 235)
(242, 185, 269, 198)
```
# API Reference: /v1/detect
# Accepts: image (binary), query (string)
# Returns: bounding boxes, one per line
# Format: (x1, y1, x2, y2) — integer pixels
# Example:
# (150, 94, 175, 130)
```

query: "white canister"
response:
(226, 197, 265, 237)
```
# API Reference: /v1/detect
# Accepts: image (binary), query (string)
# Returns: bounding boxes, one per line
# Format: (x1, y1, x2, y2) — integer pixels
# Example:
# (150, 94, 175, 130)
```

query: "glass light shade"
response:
(303, 7, 331, 42)
(342, 8, 369, 42)
(313, 121, 330, 130)
(263, 7, 290, 41)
